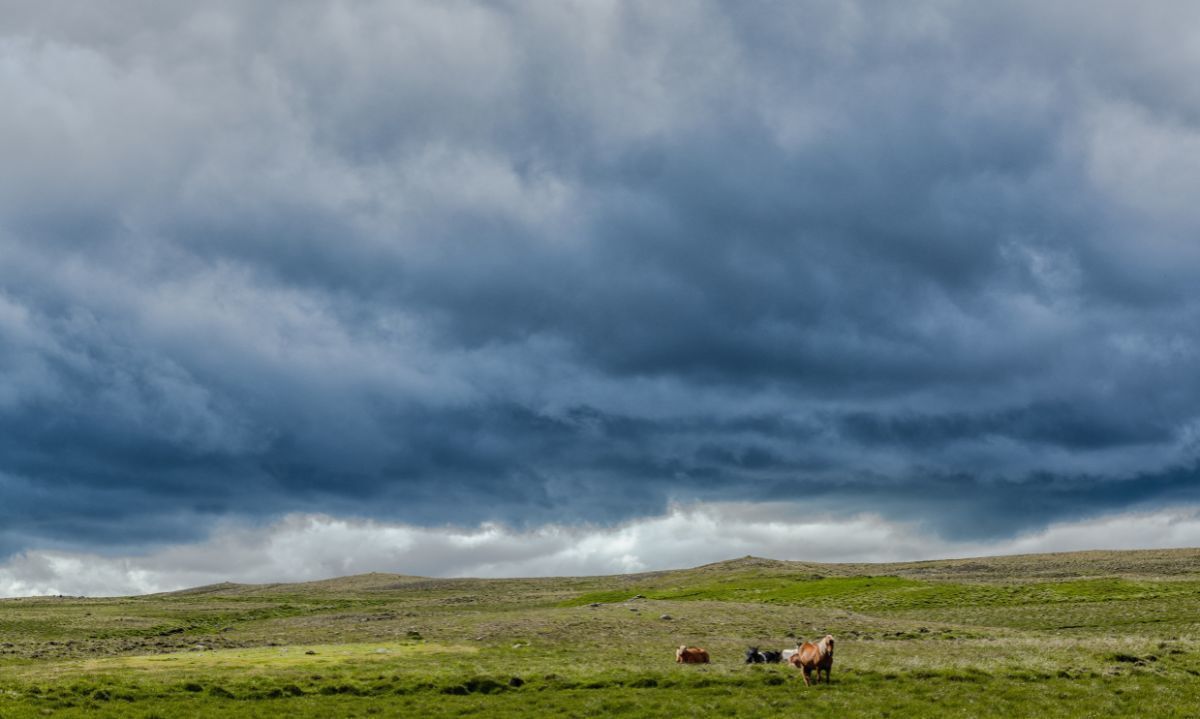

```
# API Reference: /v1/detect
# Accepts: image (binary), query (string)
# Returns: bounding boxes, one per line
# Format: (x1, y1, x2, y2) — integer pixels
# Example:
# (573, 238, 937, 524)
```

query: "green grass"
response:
(2, 549, 1200, 716)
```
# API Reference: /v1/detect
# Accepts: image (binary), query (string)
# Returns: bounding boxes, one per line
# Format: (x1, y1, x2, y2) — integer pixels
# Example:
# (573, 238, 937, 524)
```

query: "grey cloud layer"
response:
(7, 505, 1200, 598)
(3, 1, 1200, 556)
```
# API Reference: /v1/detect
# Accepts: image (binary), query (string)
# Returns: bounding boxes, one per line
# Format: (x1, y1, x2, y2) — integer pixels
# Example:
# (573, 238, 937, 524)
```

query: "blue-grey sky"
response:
(3, 1, 1200, 581)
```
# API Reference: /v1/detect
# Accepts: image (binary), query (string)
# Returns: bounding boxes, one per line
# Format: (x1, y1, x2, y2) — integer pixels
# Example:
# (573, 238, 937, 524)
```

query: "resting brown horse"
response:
(788, 635, 834, 685)
(676, 645, 710, 663)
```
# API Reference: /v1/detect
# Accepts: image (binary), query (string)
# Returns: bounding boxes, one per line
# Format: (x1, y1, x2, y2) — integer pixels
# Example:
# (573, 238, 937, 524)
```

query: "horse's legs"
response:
(801, 667, 812, 686)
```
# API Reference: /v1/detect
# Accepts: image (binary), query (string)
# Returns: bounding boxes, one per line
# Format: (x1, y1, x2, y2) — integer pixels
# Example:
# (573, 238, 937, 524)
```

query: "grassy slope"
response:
(1, 549, 1200, 717)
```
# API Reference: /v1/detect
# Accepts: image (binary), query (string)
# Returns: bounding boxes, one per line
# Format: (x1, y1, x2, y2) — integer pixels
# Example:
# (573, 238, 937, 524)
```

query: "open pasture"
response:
(2, 550, 1200, 717)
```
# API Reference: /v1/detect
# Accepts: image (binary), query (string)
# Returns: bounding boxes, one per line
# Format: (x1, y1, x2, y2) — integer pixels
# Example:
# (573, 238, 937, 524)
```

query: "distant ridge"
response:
(694, 556, 798, 571)
(163, 582, 248, 596)
(159, 572, 433, 598)
(155, 547, 1200, 599)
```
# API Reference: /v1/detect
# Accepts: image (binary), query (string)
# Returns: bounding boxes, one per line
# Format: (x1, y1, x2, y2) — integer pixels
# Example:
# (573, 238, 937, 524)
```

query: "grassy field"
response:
(2, 549, 1200, 717)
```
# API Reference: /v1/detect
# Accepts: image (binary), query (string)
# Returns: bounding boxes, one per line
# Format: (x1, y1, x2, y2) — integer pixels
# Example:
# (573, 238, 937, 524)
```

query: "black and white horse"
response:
(745, 647, 783, 664)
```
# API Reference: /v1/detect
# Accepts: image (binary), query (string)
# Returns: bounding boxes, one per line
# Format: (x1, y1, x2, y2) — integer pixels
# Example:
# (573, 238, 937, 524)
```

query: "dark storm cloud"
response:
(3, 0, 1200, 556)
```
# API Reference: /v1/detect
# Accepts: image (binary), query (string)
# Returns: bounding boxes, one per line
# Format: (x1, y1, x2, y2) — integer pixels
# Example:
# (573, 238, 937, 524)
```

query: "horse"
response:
(746, 646, 784, 664)
(788, 635, 834, 685)
(676, 645, 710, 664)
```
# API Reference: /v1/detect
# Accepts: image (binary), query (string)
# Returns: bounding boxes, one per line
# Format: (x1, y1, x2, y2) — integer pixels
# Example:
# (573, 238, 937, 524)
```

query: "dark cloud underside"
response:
(2, 1, 1200, 556)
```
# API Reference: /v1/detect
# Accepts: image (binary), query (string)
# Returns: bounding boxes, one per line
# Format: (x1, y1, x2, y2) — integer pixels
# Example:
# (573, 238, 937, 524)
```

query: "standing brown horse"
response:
(788, 635, 834, 685)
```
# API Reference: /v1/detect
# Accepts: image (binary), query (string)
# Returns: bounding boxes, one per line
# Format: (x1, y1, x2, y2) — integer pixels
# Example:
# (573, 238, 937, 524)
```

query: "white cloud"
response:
(3, 502, 1199, 597)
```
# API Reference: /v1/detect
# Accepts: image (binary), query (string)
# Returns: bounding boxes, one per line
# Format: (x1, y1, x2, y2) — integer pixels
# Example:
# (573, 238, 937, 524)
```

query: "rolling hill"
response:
(2, 549, 1199, 717)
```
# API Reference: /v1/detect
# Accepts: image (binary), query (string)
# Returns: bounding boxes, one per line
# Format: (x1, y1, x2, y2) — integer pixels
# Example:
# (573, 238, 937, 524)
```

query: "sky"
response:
(3, 1, 1200, 596)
